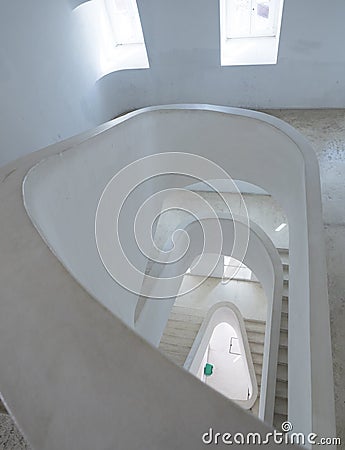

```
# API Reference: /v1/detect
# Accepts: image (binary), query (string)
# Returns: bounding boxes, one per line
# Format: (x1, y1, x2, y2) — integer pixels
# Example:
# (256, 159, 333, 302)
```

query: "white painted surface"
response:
(175, 275, 267, 322)
(0, 107, 294, 450)
(152, 189, 288, 256)
(97, 0, 345, 121)
(186, 303, 257, 409)
(0, 1, 105, 167)
(201, 326, 252, 400)
(20, 105, 335, 444)
(1, 0, 345, 170)
(187, 179, 269, 195)
(200, 325, 252, 401)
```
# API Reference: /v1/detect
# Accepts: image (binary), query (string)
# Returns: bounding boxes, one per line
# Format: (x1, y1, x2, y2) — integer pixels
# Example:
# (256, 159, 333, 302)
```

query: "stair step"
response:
(248, 341, 264, 355)
(280, 314, 288, 331)
(170, 305, 206, 318)
(276, 363, 288, 382)
(277, 248, 289, 265)
(244, 319, 266, 334)
(275, 380, 288, 399)
(247, 330, 265, 344)
(281, 298, 288, 314)
(161, 327, 199, 341)
(248, 332, 287, 350)
(168, 314, 204, 326)
(278, 347, 288, 364)
(274, 397, 288, 415)
(253, 362, 263, 376)
(164, 320, 201, 333)
(159, 341, 192, 353)
(279, 329, 288, 347)
(283, 285, 289, 298)
(160, 338, 195, 352)
(251, 351, 287, 367)
(273, 413, 288, 431)
(251, 352, 264, 365)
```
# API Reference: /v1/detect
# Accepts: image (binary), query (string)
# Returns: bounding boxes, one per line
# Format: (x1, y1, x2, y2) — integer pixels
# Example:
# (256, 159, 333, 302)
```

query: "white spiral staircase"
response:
(159, 247, 290, 429)
(0, 106, 335, 449)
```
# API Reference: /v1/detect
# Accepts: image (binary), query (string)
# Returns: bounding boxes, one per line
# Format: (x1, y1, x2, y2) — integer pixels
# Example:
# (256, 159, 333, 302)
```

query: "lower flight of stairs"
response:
(245, 248, 289, 430)
(273, 247, 289, 430)
(159, 248, 289, 430)
(159, 306, 206, 367)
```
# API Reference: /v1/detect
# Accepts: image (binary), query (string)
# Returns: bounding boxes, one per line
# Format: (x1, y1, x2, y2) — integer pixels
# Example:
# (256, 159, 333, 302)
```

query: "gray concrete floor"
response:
(265, 109, 345, 445)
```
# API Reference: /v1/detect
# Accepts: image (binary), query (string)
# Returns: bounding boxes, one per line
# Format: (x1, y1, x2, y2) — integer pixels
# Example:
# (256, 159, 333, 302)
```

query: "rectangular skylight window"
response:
(105, 0, 145, 46)
(100, 0, 149, 75)
(223, 256, 252, 280)
(220, 0, 285, 66)
(275, 222, 287, 232)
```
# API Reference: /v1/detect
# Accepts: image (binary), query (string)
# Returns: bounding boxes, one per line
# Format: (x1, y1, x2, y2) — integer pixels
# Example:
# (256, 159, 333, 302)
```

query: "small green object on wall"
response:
(204, 363, 214, 376)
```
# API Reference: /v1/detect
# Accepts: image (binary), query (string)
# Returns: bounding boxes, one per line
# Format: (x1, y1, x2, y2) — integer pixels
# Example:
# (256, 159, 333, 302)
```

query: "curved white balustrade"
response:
(0, 105, 335, 449)
(135, 214, 283, 424)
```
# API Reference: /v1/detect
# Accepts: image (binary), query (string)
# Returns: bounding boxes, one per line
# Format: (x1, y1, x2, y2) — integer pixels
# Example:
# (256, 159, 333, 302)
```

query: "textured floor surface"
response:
(265, 109, 345, 446)
(0, 414, 30, 449)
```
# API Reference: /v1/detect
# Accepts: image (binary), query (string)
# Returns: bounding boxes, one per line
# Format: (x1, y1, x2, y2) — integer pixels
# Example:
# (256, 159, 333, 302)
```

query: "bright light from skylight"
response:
(220, 0, 285, 66)
(99, 0, 149, 75)
(104, 0, 145, 46)
(223, 256, 252, 280)
(275, 222, 287, 232)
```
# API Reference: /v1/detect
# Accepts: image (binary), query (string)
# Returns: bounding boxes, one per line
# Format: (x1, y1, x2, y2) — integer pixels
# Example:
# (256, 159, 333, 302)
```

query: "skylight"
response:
(100, 0, 149, 75)
(104, 0, 145, 46)
(220, 0, 285, 66)
(223, 256, 252, 281)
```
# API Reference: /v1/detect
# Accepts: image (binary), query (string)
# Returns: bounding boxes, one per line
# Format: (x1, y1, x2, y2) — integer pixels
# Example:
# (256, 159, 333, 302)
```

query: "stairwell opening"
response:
(196, 323, 254, 403)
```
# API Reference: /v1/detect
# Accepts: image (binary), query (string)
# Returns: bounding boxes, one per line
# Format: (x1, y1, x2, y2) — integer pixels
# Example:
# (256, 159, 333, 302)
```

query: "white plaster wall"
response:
(0, 1, 105, 167)
(175, 275, 267, 321)
(152, 190, 288, 253)
(97, 0, 345, 118)
(1, 0, 345, 169)
(186, 303, 258, 411)
(21, 105, 336, 441)
(204, 323, 251, 402)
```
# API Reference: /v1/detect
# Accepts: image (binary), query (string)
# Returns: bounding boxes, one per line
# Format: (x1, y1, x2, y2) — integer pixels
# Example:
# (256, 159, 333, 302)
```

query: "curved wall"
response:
(23, 105, 335, 441)
(135, 213, 283, 424)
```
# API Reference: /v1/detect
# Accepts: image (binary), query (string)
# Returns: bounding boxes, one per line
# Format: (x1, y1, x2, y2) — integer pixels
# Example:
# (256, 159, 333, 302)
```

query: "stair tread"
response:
(273, 413, 289, 431)
(274, 397, 288, 415)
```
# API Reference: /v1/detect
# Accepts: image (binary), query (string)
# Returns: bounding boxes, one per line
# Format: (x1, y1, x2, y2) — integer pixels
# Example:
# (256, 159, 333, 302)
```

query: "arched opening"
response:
(196, 322, 253, 403)
(133, 178, 288, 424)
(185, 302, 258, 409)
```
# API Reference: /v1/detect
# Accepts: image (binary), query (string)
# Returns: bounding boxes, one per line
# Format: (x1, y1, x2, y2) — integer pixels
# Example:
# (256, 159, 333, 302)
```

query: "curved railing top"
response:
(0, 104, 335, 448)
